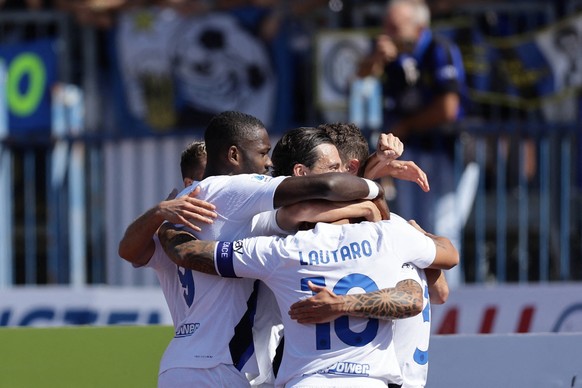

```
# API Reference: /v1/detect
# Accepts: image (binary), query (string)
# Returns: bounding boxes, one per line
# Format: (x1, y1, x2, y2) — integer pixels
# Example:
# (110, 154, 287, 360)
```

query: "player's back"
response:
(160, 173, 285, 373)
(233, 220, 437, 386)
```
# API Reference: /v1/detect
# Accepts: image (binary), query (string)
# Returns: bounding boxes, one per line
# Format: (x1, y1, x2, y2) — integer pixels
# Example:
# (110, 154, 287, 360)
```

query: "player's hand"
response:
(376, 133, 403, 163)
(387, 160, 430, 192)
(288, 281, 346, 323)
(158, 186, 217, 232)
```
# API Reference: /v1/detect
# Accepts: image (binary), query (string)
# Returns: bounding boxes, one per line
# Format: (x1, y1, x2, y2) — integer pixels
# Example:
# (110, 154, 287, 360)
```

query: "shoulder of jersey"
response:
(250, 174, 273, 183)
(176, 181, 201, 198)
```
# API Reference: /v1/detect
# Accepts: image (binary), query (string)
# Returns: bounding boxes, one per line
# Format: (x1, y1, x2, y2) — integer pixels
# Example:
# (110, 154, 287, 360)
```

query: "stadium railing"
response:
(0, 2, 580, 287)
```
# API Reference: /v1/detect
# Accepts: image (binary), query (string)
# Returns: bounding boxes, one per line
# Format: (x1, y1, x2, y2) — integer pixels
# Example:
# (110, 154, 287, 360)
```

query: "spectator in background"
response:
(358, 0, 466, 287)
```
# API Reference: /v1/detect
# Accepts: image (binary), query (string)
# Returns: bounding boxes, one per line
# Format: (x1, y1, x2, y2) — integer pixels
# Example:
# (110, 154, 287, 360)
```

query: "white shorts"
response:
(285, 374, 389, 388)
(158, 364, 250, 388)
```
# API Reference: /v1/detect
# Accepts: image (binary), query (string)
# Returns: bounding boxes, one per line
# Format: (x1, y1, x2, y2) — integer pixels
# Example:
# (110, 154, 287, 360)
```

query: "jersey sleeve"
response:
(388, 221, 436, 269)
(214, 236, 280, 281)
(207, 174, 287, 219)
(250, 210, 290, 237)
(233, 175, 286, 216)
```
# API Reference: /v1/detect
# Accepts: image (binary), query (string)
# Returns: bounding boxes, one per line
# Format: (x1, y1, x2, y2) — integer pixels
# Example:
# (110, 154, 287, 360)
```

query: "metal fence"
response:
(0, 3, 580, 287)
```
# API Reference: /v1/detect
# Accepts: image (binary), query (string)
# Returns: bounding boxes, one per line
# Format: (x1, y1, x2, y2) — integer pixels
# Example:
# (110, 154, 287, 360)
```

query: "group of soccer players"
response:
(118, 111, 459, 387)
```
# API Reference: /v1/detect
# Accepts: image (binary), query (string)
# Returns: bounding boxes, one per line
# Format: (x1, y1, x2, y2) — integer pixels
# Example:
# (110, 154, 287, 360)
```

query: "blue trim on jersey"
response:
(230, 280, 260, 371)
(235, 338, 255, 371)
(215, 241, 238, 278)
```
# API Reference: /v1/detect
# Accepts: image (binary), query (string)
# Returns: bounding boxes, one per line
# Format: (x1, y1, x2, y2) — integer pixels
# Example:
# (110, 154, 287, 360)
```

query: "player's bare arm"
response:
(408, 219, 459, 270)
(288, 279, 423, 324)
(273, 172, 385, 209)
(157, 222, 218, 275)
(366, 160, 430, 193)
(425, 268, 449, 304)
(276, 199, 383, 231)
(118, 186, 217, 266)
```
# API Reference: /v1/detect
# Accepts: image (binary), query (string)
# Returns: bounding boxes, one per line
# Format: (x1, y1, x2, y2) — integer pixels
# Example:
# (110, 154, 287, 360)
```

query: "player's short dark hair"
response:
(204, 111, 266, 160)
(319, 123, 370, 172)
(180, 140, 207, 180)
(271, 127, 335, 177)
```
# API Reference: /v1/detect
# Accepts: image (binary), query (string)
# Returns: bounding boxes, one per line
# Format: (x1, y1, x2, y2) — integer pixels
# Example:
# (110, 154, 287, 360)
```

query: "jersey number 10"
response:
(301, 274, 380, 350)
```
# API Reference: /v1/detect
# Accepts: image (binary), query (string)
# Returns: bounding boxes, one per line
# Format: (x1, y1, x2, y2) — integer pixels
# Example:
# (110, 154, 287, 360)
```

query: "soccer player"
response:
(119, 111, 388, 387)
(249, 126, 388, 386)
(156, 214, 459, 387)
(312, 122, 448, 387)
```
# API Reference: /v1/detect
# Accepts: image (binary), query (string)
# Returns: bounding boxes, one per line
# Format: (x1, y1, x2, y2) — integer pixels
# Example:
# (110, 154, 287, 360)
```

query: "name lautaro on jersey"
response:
(299, 240, 374, 266)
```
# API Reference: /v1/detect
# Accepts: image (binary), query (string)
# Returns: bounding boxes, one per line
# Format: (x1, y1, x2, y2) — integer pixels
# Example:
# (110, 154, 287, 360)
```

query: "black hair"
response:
(319, 123, 370, 174)
(271, 127, 335, 177)
(204, 111, 266, 162)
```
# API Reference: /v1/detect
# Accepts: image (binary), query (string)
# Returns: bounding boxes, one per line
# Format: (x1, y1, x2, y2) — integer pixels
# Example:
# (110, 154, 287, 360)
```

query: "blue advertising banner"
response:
(0, 38, 57, 135)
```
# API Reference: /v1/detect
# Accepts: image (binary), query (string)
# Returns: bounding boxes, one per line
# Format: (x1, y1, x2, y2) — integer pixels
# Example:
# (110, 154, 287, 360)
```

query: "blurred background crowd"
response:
(0, 0, 580, 287)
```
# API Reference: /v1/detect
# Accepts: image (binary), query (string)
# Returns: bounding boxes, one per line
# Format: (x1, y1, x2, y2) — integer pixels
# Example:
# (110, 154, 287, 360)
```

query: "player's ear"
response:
(346, 159, 360, 175)
(293, 163, 309, 177)
(183, 178, 194, 187)
(227, 145, 240, 166)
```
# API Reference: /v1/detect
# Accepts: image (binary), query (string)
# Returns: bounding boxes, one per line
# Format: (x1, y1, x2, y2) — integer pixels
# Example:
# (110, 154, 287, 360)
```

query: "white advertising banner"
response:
(0, 286, 172, 327)
(431, 283, 582, 334)
(2, 283, 582, 333)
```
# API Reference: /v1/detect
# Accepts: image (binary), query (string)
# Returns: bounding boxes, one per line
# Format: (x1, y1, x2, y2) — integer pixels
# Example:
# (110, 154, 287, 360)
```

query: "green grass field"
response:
(0, 325, 174, 388)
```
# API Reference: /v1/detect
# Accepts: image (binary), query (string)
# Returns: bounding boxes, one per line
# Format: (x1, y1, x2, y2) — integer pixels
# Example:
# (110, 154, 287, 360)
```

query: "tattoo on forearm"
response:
(177, 240, 217, 275)
(158, 227, 217, 275)
(344, 279, 423, 319)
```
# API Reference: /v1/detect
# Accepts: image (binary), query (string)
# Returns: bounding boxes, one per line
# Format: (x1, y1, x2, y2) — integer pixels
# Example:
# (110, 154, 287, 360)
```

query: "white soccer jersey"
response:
(214, 220, 437, 387)
(393, 264, 430, 388)
(151, 174, 286, 376)
(180, 174, 287, 240)
(147, 236, 255, 373)
(389, 214, 431, 388)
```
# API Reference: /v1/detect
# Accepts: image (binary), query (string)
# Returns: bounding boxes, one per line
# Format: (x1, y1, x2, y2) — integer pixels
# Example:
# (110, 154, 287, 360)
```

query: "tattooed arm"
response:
(288, 279, 423, 323)
(157, 222, 218, 275)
